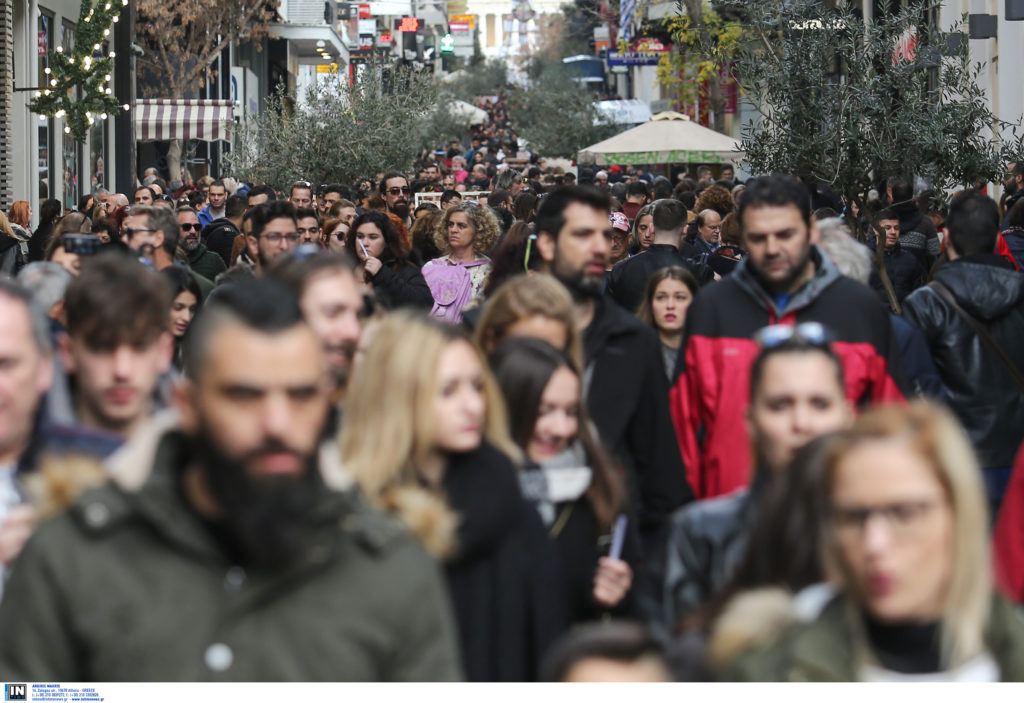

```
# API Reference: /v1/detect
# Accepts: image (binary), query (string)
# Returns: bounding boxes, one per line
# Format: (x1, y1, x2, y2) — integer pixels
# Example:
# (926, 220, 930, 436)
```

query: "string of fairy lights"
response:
(29, 0, 130, 142)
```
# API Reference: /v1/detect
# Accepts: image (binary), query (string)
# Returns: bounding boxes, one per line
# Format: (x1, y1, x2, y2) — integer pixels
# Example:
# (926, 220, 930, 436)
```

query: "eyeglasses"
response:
(609, 233, 629, 244)
(180, 223, 201, 231)
(261, 232, 301, 244)
(125, 227, 156, 239)
(832, 500, 941, 542)
(753, 322, 832, 349)
(387, 186, 411, 196)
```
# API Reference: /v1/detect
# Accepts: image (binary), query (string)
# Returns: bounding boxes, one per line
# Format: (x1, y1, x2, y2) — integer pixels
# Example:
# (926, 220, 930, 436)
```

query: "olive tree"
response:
(707, 0, 1023, 309)
(229, 66, 450, 187)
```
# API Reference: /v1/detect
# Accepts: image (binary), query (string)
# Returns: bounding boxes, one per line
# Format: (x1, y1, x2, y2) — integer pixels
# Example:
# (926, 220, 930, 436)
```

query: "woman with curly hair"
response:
(694, 185, 734, 218)
(346, 209, 433, 310)
(423, 201, 500, 322)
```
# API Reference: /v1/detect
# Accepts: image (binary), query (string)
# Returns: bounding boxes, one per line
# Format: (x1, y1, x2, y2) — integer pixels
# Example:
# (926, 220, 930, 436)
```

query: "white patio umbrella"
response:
(578, 112, 744, 167)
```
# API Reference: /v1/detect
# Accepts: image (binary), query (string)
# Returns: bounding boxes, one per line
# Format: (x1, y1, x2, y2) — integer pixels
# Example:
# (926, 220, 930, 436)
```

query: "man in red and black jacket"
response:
(670, 175, 907, 499)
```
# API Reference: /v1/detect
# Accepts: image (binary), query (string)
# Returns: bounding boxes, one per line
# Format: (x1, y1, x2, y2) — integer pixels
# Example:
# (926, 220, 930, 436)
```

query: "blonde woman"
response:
(729, 402, 1024, 681)
(473, 273, 583, 371)
(340, 311, 566, 681)
(423, 202, 500, 322)
(630, 202, 656, 254)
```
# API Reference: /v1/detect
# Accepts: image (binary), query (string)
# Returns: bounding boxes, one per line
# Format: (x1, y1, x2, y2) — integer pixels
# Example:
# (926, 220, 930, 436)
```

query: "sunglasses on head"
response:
(753, 322, 833, 349)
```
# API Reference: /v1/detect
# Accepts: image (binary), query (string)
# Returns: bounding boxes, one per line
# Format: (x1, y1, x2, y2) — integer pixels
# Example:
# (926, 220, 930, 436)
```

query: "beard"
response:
(552, 254, 605, 302)
(187, 427, 323, 570)
(390, 201, 411, 221)
(182, 236, 200, 252)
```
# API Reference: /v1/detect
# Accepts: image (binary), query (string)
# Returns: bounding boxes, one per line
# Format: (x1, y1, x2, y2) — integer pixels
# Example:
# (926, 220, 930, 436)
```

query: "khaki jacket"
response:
(0, 413, 463, 681)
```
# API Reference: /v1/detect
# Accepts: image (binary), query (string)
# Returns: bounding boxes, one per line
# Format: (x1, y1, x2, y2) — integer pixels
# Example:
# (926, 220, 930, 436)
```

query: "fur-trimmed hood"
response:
(26, 410, 356, 520)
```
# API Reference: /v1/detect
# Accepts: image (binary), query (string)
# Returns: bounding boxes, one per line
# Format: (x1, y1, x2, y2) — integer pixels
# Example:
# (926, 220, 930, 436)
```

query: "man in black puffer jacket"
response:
(868, 207, 928, 308)
(888, 178, 940, 269)
(902, 191, 1024, 515)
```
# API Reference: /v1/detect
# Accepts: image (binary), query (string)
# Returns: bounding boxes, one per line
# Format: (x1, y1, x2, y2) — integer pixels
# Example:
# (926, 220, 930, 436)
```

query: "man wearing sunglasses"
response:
(670, 175, 907, 501)
(379, 171, 413, 230)
(124, 206, 214, 299)
(177, 206, 226, 281)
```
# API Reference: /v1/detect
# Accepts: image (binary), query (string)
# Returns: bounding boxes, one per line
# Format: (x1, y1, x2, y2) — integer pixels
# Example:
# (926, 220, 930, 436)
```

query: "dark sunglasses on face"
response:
(180, 222, 201, 231)
(388, 186, 411, 196)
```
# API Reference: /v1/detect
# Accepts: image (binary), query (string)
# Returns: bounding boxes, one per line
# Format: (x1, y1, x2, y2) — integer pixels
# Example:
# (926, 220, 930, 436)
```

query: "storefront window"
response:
(37, 9, 54, 201)
(61, 20, 79, 211)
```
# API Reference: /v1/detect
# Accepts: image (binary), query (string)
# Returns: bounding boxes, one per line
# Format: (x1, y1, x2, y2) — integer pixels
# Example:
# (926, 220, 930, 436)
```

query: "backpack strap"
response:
(928, 280, 1024, 393)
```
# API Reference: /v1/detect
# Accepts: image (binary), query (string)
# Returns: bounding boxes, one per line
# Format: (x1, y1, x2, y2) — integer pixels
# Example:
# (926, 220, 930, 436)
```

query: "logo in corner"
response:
(4, 684, 26, 701)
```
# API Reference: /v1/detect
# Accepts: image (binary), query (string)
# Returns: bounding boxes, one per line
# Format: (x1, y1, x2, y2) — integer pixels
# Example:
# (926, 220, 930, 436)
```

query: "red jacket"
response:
(670, 248, 907, 498)
(994, 442, 1024, 601)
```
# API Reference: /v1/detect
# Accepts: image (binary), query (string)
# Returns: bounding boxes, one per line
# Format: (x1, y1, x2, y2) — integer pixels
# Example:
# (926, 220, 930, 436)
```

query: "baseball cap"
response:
(609, 212, 630, 232)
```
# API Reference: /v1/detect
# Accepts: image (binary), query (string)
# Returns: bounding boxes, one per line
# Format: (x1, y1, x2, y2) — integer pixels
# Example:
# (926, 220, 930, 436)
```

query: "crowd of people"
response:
(0, 139, 1023, 683)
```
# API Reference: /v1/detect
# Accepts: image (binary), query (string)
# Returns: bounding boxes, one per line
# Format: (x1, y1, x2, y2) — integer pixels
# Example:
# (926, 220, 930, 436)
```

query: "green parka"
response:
(0, 414, 463, 681)
(727, 591, 1024, 682)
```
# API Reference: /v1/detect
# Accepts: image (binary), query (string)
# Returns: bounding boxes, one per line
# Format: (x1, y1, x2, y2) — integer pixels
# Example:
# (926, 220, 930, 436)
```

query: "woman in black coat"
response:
(346, 210, 433, 310)
(490, 336, 641, 625)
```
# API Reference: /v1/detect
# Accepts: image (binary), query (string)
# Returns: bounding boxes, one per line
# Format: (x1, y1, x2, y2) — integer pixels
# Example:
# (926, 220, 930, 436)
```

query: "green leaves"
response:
(507, 65, 617, 159)
(714, 0, 1024, 229)
(29, 0, 125, 143)
(227, 67, 444, 187)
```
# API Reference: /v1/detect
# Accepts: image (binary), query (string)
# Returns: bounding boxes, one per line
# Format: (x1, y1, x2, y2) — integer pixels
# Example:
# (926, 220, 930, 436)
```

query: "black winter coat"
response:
(656, 472, 768, 633)
(583, 296, 694, 549)
(606, 243, 710, 314)
(869, 243, 928, 306)
(1002, 228, 1024, 271)
(901, 254, 1024, 469)
(370, 259, 434, 310)
(443, 443, 567, 681)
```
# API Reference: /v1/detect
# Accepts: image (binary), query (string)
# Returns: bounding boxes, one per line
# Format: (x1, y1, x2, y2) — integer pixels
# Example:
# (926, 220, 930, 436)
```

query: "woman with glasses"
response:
(728, 402, 1024, 681)
(345, 210, 432, 310)
(322, 216, 348, 254)
(340, 312, 566, 681)
(637, 266, 700, 381)
(423, 202, 500, 323)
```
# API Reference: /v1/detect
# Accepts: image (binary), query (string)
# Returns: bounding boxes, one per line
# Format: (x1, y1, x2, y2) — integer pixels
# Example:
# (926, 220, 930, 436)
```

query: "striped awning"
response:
(134, 100, 234, 142)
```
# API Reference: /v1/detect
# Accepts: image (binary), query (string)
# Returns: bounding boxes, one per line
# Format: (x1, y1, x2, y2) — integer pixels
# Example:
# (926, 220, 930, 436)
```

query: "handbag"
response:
(928, 280, 1024, 393)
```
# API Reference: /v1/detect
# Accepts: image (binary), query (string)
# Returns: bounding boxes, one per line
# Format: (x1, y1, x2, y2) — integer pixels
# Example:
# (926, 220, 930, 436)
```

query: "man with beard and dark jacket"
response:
(1002, 162, 1024, 230)
(902, 191, 1024, 514)
(606, 199, 712, 314)
(670, 175, 907, 500)
(380, 171, 413, 231)
(177, 206, 227, 281)
(534, 187, 694, 550)
(0, 278, 462, 680)
(888, 178, 940, 268)
(658, 330, 852, 631)
(868, 207, 928, 308)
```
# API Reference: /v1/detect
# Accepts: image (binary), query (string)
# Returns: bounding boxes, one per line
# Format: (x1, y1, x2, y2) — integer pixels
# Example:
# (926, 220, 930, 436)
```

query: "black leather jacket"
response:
(901, 254, 1024, 469)
(654, 472, 769, 635)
